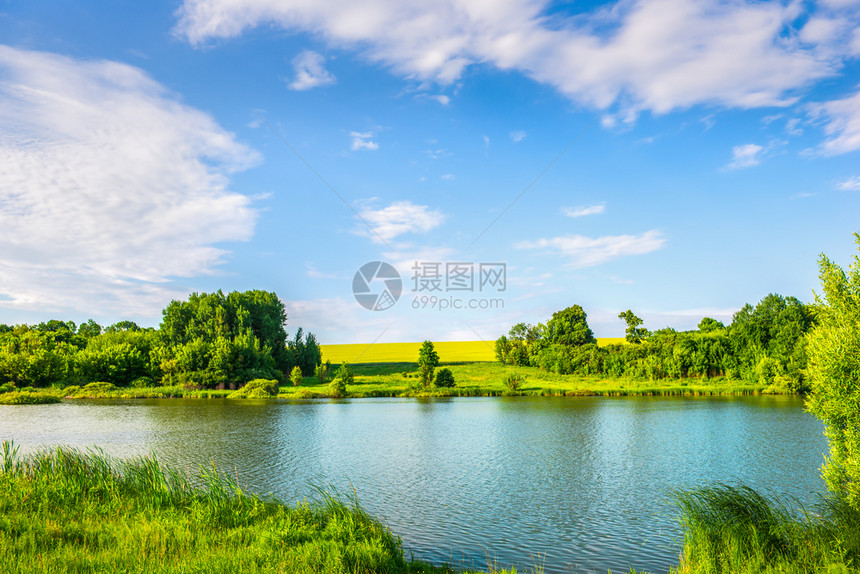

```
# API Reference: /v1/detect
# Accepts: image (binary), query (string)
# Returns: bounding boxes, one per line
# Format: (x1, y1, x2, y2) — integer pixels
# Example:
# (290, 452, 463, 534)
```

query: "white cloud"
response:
(354, 200, 445, 243)
(430, 94, 450, 105)
(0, 45, 260, 315)
(726, 143, 765, 169)
(808, 86, 860, 155)
(836, 176, 860, 191)
(289, 50, 336, 90)
(516, 230, 666, 268)
(350, 130, 379, 150)
(175, 0, 843, 118)
(440, 173, 455, 180)
(563, 203, 605, 218)
(510, 130, 526, 143)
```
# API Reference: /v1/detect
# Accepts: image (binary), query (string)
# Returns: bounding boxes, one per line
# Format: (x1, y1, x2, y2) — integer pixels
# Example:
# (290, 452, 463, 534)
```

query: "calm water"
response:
(0, 396, 827, 574)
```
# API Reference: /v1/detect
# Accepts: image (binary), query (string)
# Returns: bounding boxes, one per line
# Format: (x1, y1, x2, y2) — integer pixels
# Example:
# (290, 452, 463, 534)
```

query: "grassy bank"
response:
(0, 442, 515, 574)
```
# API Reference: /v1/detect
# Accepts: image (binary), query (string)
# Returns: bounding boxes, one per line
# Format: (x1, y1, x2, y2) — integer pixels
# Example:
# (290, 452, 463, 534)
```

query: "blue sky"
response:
(0, 0, 859, 344)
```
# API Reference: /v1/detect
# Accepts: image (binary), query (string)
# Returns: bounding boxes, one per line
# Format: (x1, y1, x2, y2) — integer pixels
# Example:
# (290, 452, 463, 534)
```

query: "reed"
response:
(672, 484, 860, 573)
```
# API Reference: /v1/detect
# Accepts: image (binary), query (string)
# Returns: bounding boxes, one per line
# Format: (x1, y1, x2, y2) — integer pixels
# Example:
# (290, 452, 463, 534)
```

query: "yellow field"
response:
(321, 338, 626, 364)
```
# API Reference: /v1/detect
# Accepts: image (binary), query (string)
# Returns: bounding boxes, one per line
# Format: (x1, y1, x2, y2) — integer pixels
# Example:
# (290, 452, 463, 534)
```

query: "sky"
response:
(0, 0, 859, 344)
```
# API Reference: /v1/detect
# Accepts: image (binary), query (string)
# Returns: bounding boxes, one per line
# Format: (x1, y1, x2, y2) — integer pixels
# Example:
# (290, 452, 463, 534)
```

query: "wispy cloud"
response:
(563, 203, 605, 218)
(350, 131, 379, 151)
(176, 0, 846, 119)
(510, 130, 526, 143)
(0, 44, 260, 315)
(354, 200, 445, 243)
(726, 143, 765, 169)
(289, 50, 336, 90)
(808, 86, 860, 155)
(516, 230, 666, 268)
(836, 176, 860, 191)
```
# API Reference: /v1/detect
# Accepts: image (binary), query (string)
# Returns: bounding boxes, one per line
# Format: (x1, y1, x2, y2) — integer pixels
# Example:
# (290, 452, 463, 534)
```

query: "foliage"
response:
(673, 484, 859, 573)
(545, 305, 596, 347)
(330, 363, 353, 398)
(495, 294, 814, 389)
(417, 340, 440, 387)
(806, 233, 860, 509)
(290, 365, 304, 387)
(434, 368, 455, 388)
(0, 391, 61, 405)
(227, 378, 278, 399)
(0, 290, 319, 390)
(618, 310, 649, 343)
(502, 372, 525, 392)
(315, 359, 332, 383)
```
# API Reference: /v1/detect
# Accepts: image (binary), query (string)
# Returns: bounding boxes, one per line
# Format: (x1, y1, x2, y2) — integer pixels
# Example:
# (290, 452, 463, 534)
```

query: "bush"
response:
(130, 376, 153, 388)
(315, 360, 331, 383)
(290, 365, 304, 387)
(330, 363, 353, 398)
(70, 382, 119, 397)
(434, 368, 455, 388)
(227, 379, 278, 399)
(503, 372, 525, 391)
(0, 391, 61, 405)
(0, 383, 15, 394)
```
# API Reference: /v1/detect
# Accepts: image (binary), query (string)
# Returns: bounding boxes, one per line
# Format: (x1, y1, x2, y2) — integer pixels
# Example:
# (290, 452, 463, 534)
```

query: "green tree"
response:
(697, 317, 725, 333)
(618, 310, 648, 343)
(290, 365, 303, 387)
(434, 367, 455, 388)
(806, 233, 860, 508)
(330, 363, 353, 398)
(417, 340, 440, 387)
(78, 319, 103, 339)
(546, 305, 596, 347)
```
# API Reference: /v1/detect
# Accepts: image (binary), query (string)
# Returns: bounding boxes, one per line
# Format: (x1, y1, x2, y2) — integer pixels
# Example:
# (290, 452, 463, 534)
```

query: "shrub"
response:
(0, 391, 61, 405)
(0, 383, 15, 394)
(228, 379, 278, 399)
(130, 376, 153, 389)
(315, 360, 331, 383)
(330, 363, 353, 398)
(290, 366, 304, 387)
(503, 372, 525, 391)
(434, 368, 455, 388)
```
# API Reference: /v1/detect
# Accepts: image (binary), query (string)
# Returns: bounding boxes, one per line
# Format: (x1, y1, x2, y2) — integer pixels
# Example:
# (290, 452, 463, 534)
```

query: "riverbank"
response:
(0, 362, 776, 402)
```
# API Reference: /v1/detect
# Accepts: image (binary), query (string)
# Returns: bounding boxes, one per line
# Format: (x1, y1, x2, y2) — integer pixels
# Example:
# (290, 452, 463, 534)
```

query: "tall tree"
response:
(546, 305, 596, 347)
(417, 340, 440, 387)
(618, 310, 648, 343)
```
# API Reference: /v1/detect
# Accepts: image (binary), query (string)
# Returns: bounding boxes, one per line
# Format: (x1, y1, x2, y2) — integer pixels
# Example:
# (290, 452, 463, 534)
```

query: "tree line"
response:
(0, 290, 320, 389)
(495, 292, 814, 392)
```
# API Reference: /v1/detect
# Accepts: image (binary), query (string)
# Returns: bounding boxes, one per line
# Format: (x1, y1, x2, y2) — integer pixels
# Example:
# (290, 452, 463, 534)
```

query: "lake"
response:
(0, 395, 827, 574)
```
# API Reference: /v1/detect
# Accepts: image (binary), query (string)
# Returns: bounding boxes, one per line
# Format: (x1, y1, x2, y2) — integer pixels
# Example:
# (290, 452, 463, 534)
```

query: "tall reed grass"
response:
(0, 441, 461, 573)
(672, 484, 860, 573)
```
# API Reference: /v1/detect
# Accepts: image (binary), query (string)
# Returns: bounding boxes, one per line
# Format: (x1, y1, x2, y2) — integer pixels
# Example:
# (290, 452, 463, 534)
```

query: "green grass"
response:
(1, 441, 542, 574)
(672, 484, 860, 573)
(321, 339, 627, 364)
